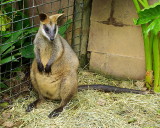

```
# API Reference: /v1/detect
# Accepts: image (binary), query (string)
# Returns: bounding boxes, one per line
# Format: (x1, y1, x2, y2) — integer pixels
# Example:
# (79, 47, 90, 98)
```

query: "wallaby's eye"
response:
(45, 27, 49, 33)
(43, 25, 49, 33)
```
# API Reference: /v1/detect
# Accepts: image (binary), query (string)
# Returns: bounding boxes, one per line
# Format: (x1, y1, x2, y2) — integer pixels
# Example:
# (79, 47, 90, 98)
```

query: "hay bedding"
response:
(0, 70, 160, 128)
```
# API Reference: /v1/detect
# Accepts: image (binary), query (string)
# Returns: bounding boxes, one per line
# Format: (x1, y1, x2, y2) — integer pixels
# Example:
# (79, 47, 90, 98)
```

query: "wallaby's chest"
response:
(39, 41, 53, 65)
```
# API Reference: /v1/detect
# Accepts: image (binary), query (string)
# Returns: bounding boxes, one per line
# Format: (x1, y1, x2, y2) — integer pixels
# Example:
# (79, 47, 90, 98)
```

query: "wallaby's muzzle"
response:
(50, 37, 54, 41)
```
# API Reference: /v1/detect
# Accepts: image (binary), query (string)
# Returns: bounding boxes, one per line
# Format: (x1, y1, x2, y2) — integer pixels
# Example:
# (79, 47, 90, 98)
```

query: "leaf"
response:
(0, 30, 23, 54)
(58, 9, 64, 13)
(128, 118, 137, 124)
(0, 11, 11, 31)
(0, 102, 9, 108)
(157, 109, 160, 114)
(2, 0, 21, 4)
(0, 55, 17, 65)
(14, 11, 30, 30)
(20, 45, 34, 58)
(135, 3, 160, 25)
(13, 52, 21, 57)
(0, 43, 13, 55)
(1, 31, 12, 37)
(25, 27, 38, 35)
(59, 19, 72, 37)
(0, 82, 7, 89)
(11, 67, 22, 72)
(0, 0, 5, 3)
(1, 46, 15, 58)
(15, 27, 38, 46)
(145, 18, 160, 35)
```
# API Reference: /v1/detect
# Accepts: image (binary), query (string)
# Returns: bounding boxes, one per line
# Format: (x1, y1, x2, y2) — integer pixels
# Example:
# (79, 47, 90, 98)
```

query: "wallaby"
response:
(26, 13, 146, 118)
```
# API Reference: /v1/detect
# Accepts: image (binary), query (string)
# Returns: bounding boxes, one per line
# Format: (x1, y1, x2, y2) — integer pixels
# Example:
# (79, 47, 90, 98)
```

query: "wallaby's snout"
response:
(50, 37, 54, 41)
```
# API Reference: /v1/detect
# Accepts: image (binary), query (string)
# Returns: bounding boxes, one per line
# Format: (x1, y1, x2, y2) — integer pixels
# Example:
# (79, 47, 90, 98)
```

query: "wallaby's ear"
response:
(39, 13, 49, 22)
(50, 13, 64, 24)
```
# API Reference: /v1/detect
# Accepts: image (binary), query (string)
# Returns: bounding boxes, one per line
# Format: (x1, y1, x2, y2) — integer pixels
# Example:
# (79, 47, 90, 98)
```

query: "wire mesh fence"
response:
(0, 0, 89, 105)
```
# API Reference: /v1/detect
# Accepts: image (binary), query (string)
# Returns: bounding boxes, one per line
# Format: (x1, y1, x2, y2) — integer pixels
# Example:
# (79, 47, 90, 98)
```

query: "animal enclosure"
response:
(0, 0, 160, 127)
(0, 0, 90, 104)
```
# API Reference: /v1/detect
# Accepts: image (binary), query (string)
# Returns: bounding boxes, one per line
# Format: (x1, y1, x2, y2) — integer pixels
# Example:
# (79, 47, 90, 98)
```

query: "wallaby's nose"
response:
(50, 37, 54, 41)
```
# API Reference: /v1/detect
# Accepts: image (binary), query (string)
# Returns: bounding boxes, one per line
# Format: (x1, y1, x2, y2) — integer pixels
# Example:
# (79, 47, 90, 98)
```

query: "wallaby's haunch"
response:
(26, 13, 146, 118)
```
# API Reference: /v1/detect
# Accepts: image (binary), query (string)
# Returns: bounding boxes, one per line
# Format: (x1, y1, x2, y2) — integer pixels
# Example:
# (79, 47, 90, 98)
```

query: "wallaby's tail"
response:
(78, 85, 147, 94)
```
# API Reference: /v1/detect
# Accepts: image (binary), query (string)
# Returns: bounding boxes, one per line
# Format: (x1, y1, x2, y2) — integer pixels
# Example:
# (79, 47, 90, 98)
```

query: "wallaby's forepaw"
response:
(45, 64, 51, 74)
(26, 103, 35, 112)
(37, 62, 44, 72)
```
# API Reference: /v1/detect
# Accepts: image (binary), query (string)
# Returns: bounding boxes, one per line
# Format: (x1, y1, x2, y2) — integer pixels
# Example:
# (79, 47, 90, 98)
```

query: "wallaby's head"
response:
(39, 13, 63, 41)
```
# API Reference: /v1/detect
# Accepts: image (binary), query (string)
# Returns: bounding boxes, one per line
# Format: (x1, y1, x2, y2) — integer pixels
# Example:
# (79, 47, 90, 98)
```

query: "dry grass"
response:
(0, 70, 160, 128)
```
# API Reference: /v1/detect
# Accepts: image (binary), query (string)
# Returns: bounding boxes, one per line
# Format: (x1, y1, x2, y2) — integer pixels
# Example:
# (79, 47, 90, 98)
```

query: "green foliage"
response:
(0, 0, 34, 89)
(20, 45, 34, 59)
(1, 31, 23, 54)
(0, 11, 11, 31)
(146, 18, 160, 35)
(0, 82, 7, 89)
(59, 19, 72, 37)
(58, 9, 64, 13)
(1, 28, 38, 65)
(0, 102, 9, 108)
(134, 3, 160, 25)
(132, 0, 160, 92)
(134, 2, 160, 35)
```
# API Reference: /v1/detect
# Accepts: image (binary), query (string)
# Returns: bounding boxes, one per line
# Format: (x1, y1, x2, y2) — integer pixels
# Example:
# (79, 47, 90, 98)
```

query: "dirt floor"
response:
(0, 69, 160, 128)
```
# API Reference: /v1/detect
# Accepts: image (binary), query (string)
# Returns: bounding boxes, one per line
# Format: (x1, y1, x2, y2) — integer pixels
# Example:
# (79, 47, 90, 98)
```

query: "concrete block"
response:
(91, 0, 138, 25)
(90, 0, 112, 21)
(89, 52, 145, 80)
(114, 0, 138, 25)
(88, 21, 144, 59)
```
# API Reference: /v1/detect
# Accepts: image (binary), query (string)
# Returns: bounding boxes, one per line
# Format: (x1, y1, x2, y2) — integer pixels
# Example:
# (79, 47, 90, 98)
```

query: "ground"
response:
(0, 70, 160, 128)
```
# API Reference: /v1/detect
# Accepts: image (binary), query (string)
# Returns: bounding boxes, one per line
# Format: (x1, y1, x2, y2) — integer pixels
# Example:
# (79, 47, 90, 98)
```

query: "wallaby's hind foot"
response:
(26, 99, 40, 112)
(48, 107, 63, 118)
(48, 93, 74, 118)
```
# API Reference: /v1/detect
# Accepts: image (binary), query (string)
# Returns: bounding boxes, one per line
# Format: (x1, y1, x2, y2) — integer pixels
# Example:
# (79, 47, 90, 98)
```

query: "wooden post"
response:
(72, 0, 83, 57)
(72, 0, 92, 67)
(80, 0, 92, 67)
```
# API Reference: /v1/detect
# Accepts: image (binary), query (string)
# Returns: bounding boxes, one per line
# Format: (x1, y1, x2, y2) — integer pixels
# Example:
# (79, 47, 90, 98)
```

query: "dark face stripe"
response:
(43, 24, 50, 34)
(43, 24, 57, 41)
(54, 25, 56, 33)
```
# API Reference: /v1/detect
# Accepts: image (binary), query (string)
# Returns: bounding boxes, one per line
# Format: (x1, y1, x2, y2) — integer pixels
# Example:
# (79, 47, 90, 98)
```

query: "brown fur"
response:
(41, 14, 63, 24)
(30, 36, 79, 100)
